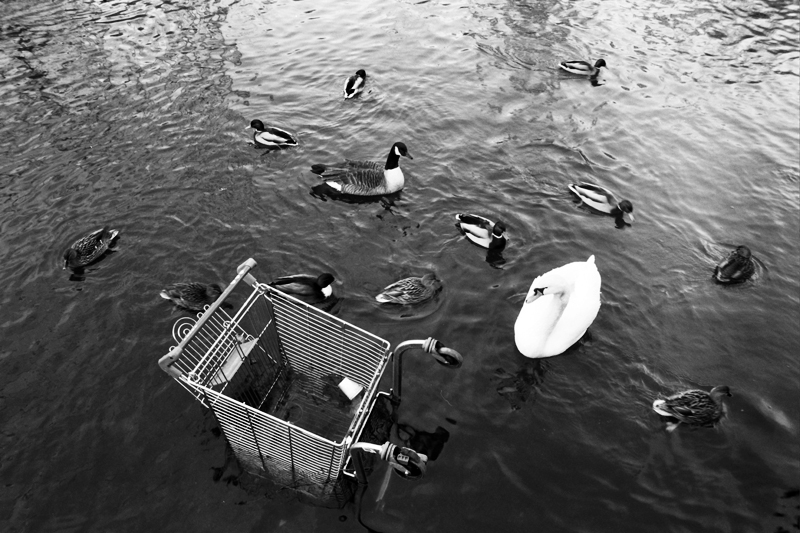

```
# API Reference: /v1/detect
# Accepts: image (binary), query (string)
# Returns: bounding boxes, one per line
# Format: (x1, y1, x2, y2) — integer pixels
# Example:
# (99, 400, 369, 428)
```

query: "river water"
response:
(1, 0, 798, 531)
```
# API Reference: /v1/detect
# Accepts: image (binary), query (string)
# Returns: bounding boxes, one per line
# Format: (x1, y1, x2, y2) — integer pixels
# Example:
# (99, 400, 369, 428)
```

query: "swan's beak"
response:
(628, 213, 635, 222)
(525, 287, 545, 303)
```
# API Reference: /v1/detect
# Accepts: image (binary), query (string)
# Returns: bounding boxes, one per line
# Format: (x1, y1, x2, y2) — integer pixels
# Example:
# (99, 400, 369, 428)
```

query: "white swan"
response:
(514, 255, 601, 358)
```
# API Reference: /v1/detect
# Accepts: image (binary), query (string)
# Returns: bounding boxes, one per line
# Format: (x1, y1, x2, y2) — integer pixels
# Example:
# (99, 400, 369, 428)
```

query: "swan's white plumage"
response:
(514, 255, 601, 358)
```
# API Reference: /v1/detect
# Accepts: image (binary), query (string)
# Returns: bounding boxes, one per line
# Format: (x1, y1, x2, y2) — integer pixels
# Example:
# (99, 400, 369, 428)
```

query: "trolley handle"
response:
(158, 258, 258, 378)
(422, 338, 463, 368)
(391, 337, 463, 402)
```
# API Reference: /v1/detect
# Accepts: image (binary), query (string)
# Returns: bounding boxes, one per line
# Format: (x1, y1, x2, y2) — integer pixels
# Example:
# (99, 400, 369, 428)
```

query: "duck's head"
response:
(733, 246, 751, 259)
(317, 273, 335, 288)
(393, 142, 413, 160)
(618, 200, 633, 214)
(208, 283, 223, 296)
(492, 221, 507, 237)
(250, 119, 265, 131)
(63, 249, 78, 269)
(594, 59, 607, 69)
(710, 385, 732, 399)
(421, 273, 441, 288)
(617, 200, 634, 221)
(355, 69, 367, 79)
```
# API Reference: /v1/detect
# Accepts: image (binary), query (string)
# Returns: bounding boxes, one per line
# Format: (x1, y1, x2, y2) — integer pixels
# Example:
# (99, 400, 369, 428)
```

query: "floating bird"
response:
(568, 183, 634, 221)
(343, 69, 367, 99)
(559, 58, 607, 76)
(514, 256, 601, 358)
(249, 119, 298, 148)
(160, 282, 223, 311)
(455, 213, 507, 251)
(311, 142, 413, 196)
(376, 273, 442, 305)
(714, 246, 755, 284)
(63, 226, 119, 269)
(269, 273, 335, 303)
(652, 385, 732, 431)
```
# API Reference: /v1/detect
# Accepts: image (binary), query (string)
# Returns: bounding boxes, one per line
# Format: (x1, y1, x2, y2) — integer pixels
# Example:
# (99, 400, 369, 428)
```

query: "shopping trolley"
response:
(158, 258, 462, 506)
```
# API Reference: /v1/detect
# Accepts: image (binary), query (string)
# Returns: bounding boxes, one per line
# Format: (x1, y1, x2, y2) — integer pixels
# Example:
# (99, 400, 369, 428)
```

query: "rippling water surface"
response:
(1, 0, 798, 531)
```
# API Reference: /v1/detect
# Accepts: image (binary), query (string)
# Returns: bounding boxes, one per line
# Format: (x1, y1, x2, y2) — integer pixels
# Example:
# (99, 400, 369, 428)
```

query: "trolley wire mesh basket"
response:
(158, 258, 462, 504)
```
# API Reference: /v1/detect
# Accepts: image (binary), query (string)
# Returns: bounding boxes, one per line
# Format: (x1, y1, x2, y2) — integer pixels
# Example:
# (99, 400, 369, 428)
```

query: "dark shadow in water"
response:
(494, 359, 549, 411)
(396, 423, 450, 462)
(497, 329, 595, 410)
(766, 488, 800, 533)
(65, 247, 119, 282)
(249, 141, 295, 155)
(310, 183, 401, 208)
(485, 248, 507, 269)
(316, 295, 343, 315)
(212, 440, 244, 487)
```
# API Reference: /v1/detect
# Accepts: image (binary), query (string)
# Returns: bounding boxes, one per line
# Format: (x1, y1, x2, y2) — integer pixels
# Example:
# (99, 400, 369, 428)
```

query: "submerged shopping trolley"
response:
(158, 258, 462, 505)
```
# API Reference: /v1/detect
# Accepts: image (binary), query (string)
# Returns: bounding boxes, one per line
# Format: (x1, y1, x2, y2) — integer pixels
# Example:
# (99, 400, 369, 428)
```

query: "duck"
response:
(559, 58, 607, 76)
(63, 226, 119, 269)
(514, 255, 601, 358)
(310, 142, 413, 196)
(714, 245, 755, 284)
(160, 282, 223, 311)
(249, 119, 298, 148)
(652, 385, 732, 431)
(343, 69, 367, 99)
(375, 273, 442, 305)
(455, 213, 507, 251)
(568, 183, 634, 221)
(268, 273, 335, 303)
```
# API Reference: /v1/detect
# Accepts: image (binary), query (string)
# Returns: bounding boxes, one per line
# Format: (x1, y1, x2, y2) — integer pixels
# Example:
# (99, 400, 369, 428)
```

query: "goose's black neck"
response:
(385, 145, 400, 170)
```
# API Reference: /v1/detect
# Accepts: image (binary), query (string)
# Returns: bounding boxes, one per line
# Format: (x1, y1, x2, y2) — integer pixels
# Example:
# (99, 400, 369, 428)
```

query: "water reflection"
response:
(494, 359, 548, 411)
(396, 423, 450, 462)
(309, 183, 403, 210)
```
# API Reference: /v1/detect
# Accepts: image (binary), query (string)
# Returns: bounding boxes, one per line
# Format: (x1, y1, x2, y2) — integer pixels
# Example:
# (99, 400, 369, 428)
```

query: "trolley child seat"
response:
(157, 258, 462, 505)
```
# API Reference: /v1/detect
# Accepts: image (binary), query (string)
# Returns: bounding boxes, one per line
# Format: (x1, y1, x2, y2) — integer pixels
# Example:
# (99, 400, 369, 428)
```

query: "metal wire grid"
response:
(167, 273, 393, 485)
(173, 284, 285, 407)
(267, 288, 391, 442)
(198, 385, 345, 487)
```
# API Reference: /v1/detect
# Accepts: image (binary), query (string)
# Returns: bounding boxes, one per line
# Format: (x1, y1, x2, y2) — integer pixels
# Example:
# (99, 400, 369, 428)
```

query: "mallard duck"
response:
(375, 273, 442, 305)
(455, 213, 507, 251)
(343, 69, 367, 99)
(514, 255, 602, 358)
(310, 142, 413, 196)
(652, 385, 732, 431)
(160, 282, 223, 311)
(714, 246, 755, 284)
(269, 273, 335, 303)
(250, 119, 298, 148)
(568, 183, 634, 221)
(63, 226, 119, 269)
(559, 58, 607, 76)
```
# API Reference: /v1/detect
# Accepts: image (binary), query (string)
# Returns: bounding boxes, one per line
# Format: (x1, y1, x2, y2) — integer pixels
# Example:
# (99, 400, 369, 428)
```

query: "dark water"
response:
(1, 0, 798, 531)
